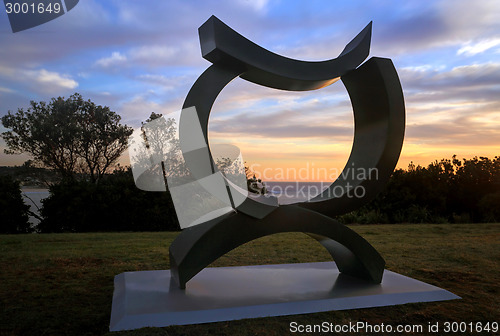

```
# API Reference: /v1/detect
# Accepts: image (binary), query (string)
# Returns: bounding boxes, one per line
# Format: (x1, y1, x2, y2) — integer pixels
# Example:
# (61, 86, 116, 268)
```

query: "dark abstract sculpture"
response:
(169, 16, 405, 289)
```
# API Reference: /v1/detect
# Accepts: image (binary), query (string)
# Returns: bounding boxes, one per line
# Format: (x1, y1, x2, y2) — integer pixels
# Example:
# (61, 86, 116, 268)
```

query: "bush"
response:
(340, 155, 500, 224)
(338, 211, 360, 224)
(478, 191, 500, 222)
(406, 205, 430, 223)
(358, 210, 388, 224)
(338, 209, 388, 224)
(0, 176, 31, 233)
(38, 169, 179, 233)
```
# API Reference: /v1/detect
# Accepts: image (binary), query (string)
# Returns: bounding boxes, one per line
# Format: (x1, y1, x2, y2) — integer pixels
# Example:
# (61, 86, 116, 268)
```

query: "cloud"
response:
(457, 38, 500, 56)
(437, 0, 500, 39)
(406, 122, 500, 147)
(375, 9, 450, 54)
(137, 74, 174, 87)
(0, 66, 78, 94)
(130, 46, 177, 62)
(400, 62, 500, 98)
(435, 63, 500, 86)
(212, 123, 352, 139)
(95, 52, 127, 68)
(136, 74, 194, 92)
(0, 87, 14, 93)
(235, 0, 270, 13)
(129, 44, 200, 67)
(210, 107, 353, 140)
(367, 0, 500, 57)
(24, 69, 78, 90)
(376, 59, 500, 151)
(94, 43, 201, 69)
(117, 94, 184, 127)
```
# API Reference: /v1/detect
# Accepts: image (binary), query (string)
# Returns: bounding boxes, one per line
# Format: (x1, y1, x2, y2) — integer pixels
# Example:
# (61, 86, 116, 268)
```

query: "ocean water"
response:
(21, 189, 49, 225)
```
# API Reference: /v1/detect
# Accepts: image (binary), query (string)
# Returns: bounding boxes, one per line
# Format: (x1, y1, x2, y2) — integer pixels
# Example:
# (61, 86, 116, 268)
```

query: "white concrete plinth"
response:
(110, 262, 459, 331)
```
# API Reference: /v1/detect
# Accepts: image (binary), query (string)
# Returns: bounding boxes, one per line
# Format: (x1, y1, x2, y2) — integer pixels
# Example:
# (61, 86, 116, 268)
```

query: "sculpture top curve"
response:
(199, 15, 372, 91)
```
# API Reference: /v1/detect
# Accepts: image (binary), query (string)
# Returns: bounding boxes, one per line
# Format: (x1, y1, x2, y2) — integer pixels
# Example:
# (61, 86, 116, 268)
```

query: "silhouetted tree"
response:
(452, 156, 500, 222)
(1, 93, 133, 184)
(340, 155, 500, 224)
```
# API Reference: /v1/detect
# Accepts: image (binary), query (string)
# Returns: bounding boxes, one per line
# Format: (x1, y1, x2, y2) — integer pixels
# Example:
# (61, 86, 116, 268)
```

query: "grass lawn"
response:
(0, 223, 499, 335)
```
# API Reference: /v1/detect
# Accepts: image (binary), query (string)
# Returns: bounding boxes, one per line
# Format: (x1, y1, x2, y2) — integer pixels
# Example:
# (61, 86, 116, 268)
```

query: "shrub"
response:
(478, 191, 500, 222)
(338, 209, 388, 224)
(38, 169, 179, 233)
(358, 210, 388, 224)
(406, 205, 430, 224)
(0, 176, 31, 233)
(338, 211, 360, 224)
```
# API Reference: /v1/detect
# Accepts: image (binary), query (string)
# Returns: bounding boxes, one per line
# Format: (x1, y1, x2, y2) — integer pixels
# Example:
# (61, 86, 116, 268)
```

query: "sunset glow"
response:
(1, 1, 499, 181)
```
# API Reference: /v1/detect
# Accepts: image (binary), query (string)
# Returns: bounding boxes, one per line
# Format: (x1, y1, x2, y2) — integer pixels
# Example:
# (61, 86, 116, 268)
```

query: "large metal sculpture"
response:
(152, 16, 405, 289)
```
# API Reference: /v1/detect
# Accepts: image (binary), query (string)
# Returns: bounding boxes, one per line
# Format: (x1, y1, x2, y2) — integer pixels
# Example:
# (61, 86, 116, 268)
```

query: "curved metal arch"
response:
(300, 57, 405, 217)
(169, 205, 385, 289)
(199, 16, 372, 91)
(180, 64, 279, 220)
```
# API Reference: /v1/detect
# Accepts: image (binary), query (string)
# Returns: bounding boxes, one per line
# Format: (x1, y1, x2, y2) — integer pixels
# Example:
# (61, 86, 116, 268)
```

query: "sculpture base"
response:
(110, 262, 459, 331)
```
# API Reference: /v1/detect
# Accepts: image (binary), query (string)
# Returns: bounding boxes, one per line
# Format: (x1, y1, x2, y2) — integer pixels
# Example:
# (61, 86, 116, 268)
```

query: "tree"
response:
(1, 93, 133, 184)
(141, 112, 186, 181)
(129, 112, 189, 191)
(452, 156, 500, 222)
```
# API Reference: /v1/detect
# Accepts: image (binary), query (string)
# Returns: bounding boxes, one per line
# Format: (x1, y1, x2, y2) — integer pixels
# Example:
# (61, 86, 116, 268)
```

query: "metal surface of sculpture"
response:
(134, 16, 406, 289)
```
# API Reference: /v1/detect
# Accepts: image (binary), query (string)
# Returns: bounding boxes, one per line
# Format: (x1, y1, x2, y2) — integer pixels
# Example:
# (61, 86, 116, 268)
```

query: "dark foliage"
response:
(35, 155, 500, 231)
(340, 155, 500, 224)
(0, 176, 31, 233)
(38, 168, 179, 232)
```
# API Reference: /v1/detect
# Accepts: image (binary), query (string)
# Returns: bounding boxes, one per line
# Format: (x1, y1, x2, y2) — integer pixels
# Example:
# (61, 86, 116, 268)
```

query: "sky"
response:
(0, 0, 499, 181)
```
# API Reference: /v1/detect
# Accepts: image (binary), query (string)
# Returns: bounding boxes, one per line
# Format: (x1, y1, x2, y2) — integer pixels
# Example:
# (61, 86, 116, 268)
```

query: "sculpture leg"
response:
(169, 205, 385, 289)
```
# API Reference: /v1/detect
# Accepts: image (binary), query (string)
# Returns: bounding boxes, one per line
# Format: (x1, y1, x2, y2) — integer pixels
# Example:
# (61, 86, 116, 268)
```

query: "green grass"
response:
(1, 224, 499, 335)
